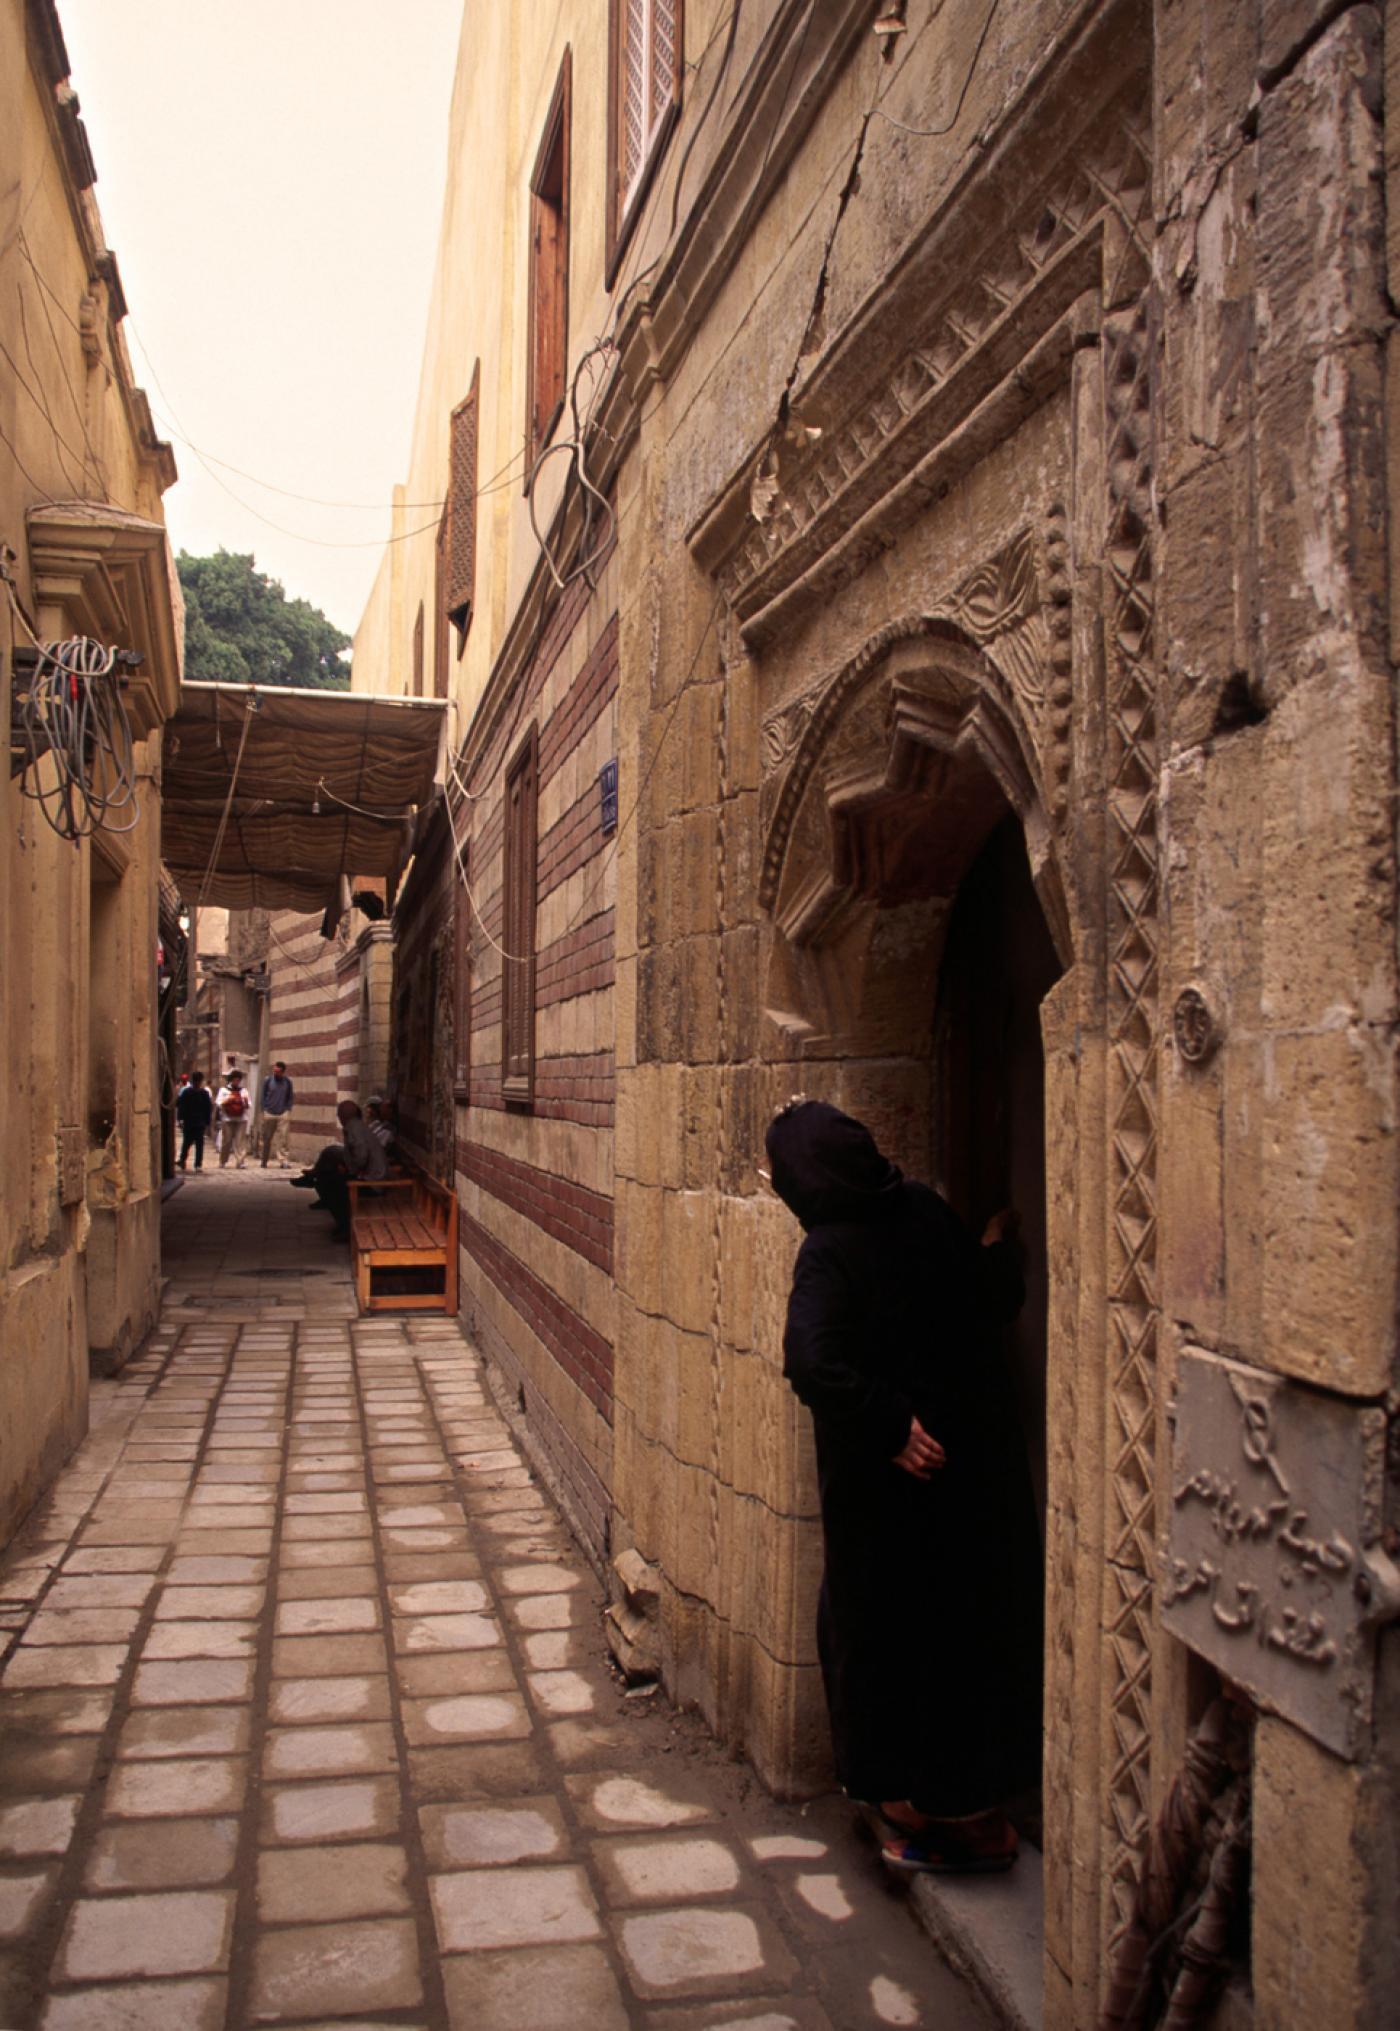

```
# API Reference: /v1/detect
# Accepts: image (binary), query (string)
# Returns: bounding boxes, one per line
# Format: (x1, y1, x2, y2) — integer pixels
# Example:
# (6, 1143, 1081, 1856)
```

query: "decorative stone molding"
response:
(689, 39, 1150, 651)
(26, 502, 183, 736)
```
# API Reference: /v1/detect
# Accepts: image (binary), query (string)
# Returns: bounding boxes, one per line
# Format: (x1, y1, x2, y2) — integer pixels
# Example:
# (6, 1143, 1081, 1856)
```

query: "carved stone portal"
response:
(761, 628, 1068, 1056)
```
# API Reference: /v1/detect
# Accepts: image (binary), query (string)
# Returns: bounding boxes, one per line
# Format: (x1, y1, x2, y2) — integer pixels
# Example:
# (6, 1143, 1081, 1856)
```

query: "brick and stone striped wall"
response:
(265, 911, 343, 1162)
(445, 555, 620, 1564)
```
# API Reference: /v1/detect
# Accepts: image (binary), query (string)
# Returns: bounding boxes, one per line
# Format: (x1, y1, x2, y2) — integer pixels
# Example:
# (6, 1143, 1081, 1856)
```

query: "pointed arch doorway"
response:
(761, 630, 1070, 1828)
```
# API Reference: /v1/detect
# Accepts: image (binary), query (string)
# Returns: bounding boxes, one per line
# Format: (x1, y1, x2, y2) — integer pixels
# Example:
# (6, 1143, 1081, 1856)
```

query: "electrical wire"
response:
(869, 0, 1003, 138)
(10, 612, 142, 842)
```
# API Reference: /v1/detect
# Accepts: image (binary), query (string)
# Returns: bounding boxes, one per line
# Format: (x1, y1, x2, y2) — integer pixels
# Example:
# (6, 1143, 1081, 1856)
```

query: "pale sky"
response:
(59, 0, 464, 644)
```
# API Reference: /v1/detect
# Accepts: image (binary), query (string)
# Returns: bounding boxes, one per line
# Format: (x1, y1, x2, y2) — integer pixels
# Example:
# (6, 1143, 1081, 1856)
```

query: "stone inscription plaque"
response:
(1163, 1348, 1396, 1759)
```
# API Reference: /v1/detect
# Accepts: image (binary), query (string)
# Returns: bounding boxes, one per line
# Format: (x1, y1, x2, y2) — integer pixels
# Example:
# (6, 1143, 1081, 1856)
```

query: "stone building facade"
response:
(354, 1, 1400, 2021)
(0, 0, 181, 1537)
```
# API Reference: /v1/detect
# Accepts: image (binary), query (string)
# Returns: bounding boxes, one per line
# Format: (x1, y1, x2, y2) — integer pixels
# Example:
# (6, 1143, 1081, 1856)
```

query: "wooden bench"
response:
(349, 1161, 458, 1315)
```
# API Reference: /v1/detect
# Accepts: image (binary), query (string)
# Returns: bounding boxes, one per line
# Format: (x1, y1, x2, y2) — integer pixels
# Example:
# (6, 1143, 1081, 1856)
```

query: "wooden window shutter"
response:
(501, 727, 537, 1105)
(607, 0, 683, 284)
(433, 507, 450, 698)
(411, 601, 424, 698)
(446, 363, 480, 652)
(526, 52, 570, 474)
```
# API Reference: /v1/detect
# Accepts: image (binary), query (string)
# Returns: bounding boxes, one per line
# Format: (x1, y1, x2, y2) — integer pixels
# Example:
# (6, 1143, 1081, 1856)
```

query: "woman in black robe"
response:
(766, 1097, 1042, 1873)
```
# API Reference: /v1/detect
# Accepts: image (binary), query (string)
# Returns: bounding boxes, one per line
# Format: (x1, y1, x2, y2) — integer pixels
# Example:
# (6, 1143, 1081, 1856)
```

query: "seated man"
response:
(290, 1100, 387, 1239)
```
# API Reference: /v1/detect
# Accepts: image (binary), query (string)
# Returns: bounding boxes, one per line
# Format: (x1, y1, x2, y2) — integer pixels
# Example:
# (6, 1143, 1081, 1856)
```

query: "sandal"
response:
(880, 1812, 1018, 1876)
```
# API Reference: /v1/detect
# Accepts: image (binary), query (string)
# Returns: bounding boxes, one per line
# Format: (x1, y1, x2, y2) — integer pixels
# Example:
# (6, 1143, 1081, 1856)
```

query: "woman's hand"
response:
(981, 1207, 1017, 1246)
(892, 1416, 945, 1480)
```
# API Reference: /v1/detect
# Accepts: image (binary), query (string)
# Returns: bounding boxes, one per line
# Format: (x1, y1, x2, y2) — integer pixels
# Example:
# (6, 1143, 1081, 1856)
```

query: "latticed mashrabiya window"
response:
(613, 0, 681, 253)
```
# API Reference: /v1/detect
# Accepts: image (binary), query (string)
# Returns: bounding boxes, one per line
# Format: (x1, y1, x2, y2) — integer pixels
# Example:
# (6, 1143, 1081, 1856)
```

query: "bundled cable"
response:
(15, 633, 141, 841)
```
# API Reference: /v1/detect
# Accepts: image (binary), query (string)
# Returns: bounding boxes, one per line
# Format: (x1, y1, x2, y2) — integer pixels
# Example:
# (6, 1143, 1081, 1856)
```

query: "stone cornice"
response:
(688, 0, 1148, 646)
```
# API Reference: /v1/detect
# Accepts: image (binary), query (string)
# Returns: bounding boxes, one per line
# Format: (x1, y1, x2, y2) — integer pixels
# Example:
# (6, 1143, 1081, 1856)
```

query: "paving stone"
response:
(615, 1906, 787, 2000)
(1, 1645, 129, 1689)
(507, 1593, 579, 1631)
(280, 1540, 375, 1569)
(400, 1693, 532, 1744)
(263, 1776, 401, 1844)
(441, 1943, 629, 2031)
(277, 1565, 379, 1599)
(264, 1723, 398, 1777)
(42, 1575, 156, 1610)
(37, 1979, 229, 2031)
(243, 1914, 413, 2017)
(269, 1675, 393, 1725)
(165, 1555, 269, 1585)
(85, 1817, 241, 1891)
(546, 1720, 639, 1767)
(272, 1633, 388, 1677)
(283, 1514, 374, 1542)
(257, 1842, 412, 1923)
(0, 1793, 79, 1855)
(388, 1580, 488, 1615)
(117, 1705, 251, 1759)
(431, 1863, 601, 1952)
(0, 1867, 55, 1938)
(524, 1630, 579, 1671)
(275, 1597, 381, 1636)
(381, 1551, 481, 1583)
(142, 1620, 258, 1660)
(392, 1612, 502, 1653)
(420, 1798, 567, 1869)
(55, 1888, 235, 1979)
(173, 1528, 273, 1553)
(527, 1670, 598, 1717)
(749, 1836, 830, 1862)
(407, 1742, 545, 1802)
(568, 1775, 714, 1831)
(155, 1585, 265, 1619)
(393, 1651, 517, 1698)
(105, 1755, 246, 1817)
(0, 1690, 111, 1734)
(596, 1835, 744, 1906)
(132, 1659, 256, 1706)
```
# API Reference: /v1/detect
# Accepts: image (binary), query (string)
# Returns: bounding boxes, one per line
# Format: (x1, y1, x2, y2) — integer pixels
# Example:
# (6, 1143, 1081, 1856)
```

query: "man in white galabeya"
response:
(215, 1069, 251, 1168)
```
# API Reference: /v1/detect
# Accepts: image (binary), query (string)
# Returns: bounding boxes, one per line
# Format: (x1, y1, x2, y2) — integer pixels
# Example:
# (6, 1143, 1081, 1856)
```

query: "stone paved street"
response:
(0, 1169, 988, 2031)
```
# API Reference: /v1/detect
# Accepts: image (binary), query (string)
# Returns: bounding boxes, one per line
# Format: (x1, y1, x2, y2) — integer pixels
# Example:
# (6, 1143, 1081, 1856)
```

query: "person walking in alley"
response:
(260, 1060, 295, 1167)
(175, 1070, 213, 1171)
(765, 1097, 1041, 1875)
(215, 1068, 251, 1168)
(290, 1099, 387, 1238)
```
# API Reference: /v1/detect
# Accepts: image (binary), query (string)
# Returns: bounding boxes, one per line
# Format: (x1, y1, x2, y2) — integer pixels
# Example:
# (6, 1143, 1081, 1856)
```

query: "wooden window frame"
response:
(501, 725, 538, 1109)
(445, 361, 480, 658)
(525, 50, 571, 480)
(433, 506, 450, 698)
(605, 0, 683, 288)
(452, 824, 471, 1103)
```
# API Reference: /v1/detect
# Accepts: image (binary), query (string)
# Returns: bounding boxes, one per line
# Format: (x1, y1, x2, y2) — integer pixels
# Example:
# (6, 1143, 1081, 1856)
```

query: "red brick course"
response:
(539, 615, 618, 788)
(535, 909, 615, 1010)
(459, 1139, 612, 1273)
(460, 1210, 613, 1418)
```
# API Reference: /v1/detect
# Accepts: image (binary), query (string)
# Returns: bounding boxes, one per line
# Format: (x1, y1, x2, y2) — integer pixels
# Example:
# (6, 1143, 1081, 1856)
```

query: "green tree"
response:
(178, 550, 351, 690)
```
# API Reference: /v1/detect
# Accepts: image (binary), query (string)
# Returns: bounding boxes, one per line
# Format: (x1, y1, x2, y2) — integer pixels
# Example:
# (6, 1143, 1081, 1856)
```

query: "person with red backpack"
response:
(215, 1069, 251, 1168)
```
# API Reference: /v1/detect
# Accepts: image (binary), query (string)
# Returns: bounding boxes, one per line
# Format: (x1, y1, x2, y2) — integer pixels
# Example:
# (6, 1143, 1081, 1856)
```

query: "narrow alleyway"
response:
(0, 1169, 989, 2030)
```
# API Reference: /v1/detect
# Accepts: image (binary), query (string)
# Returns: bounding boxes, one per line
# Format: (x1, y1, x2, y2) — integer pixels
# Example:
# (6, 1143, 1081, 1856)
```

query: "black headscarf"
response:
(764, 1099, 902, 1231)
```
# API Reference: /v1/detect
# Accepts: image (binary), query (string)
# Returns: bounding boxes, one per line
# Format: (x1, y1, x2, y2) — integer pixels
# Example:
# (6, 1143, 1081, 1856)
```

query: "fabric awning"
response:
(162, 682, 447, 913)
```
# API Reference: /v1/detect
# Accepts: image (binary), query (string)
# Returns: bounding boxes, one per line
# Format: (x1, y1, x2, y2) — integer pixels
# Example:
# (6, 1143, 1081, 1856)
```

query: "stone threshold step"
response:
(909, 1845, 1044, 2031)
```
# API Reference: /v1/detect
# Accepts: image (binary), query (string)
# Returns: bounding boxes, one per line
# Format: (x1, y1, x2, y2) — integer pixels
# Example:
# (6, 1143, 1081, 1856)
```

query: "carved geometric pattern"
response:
(1102, 260, 1159, 1956)
(1105, 1563, 1155, 1944)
